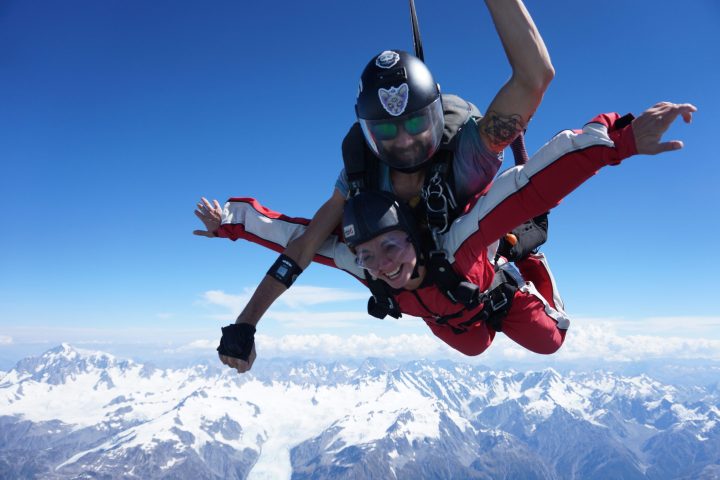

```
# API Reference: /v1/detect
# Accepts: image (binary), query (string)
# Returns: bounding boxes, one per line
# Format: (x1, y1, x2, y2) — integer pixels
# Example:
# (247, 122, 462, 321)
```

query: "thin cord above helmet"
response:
(355, 50, 444, 173)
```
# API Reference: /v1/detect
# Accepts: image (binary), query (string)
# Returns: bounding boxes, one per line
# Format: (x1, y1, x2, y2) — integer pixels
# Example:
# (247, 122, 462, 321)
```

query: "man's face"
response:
(380, 125, 433, 168)
(369, 113, 434, 169)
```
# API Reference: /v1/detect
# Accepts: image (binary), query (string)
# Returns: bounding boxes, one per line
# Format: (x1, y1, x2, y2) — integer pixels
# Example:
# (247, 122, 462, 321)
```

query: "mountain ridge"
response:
(1, 344, 719, 479)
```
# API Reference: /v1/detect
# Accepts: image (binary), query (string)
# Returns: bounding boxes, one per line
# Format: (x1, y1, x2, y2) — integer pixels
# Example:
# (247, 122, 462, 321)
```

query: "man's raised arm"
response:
(479, 0, 554, 153)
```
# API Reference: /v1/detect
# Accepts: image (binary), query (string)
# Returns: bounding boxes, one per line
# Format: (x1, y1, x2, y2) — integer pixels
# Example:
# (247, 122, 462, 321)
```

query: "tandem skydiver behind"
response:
(212, 102, 698, 365)
(196, 0, 557, 374)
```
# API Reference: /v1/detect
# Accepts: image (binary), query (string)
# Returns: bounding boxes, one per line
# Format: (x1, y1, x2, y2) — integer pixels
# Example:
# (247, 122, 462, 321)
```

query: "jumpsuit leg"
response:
(501, 253, 570, 354)
(515, 253, 566, 314)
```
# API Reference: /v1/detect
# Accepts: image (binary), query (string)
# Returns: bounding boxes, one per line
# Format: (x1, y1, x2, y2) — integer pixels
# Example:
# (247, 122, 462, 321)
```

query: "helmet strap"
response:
(410, 263, 420, 280)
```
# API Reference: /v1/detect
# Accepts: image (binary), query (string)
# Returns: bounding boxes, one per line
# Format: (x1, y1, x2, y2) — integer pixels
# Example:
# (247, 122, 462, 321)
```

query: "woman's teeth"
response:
(385, 265, 402, 279)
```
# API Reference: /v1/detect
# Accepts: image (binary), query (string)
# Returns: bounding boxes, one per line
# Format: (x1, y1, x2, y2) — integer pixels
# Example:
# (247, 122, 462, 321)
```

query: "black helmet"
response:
(355, 50, 444, 173)
(342, 191, 421, 251)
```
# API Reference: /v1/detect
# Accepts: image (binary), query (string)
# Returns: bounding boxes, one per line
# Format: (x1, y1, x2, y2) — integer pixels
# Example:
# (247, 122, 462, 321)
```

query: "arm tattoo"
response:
(483, 111, 527, 150)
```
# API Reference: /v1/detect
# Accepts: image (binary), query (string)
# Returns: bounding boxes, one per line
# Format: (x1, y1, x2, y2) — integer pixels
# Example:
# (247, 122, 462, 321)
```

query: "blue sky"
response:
(1, 0, 718, 367)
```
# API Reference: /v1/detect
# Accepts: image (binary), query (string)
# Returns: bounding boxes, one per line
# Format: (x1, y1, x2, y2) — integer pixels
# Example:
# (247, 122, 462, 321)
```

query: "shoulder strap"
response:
(438, 94, 480, 150)
(425, 250, 480, 308)
(342, 122, 379, 196)
(420, 93, 479, 233)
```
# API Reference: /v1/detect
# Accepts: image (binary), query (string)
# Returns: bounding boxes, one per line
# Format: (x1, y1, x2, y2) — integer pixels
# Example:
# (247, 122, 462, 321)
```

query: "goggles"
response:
(369, 114, 431, 140)
(358, 97, 444, 171)
(354, 233, 413, 271)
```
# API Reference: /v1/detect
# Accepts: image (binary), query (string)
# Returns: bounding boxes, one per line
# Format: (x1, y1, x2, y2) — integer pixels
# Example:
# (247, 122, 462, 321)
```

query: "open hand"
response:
(193, 197, 222, 237)
(632, 102, 697, 155)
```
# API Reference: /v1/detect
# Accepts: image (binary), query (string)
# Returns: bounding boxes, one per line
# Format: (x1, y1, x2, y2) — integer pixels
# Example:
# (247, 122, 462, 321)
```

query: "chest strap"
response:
(365, 272, 402, 320)
(431, 264, 521, 333)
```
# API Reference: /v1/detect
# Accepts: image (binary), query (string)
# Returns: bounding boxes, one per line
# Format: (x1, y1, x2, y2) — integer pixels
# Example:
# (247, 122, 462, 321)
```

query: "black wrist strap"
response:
(267, 254, 303, 288)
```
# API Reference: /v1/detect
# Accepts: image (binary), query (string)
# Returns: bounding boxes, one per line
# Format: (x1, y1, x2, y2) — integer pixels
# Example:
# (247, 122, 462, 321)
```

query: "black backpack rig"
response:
(342, 94, 545, 333)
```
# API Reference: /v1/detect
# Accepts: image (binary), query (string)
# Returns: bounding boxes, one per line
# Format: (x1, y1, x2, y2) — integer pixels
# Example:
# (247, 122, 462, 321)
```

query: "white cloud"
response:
(164, 339, 217, 354)
(205, 313, 239, 322)
(278, 286, 368, 308)
(263, 311, 376, 328)
(256, 333, 459, 359)
(0, 335, 13, 346)
(200, 287, 367, 312)
(200, 290, 252, 312)
(248, 319, 720, 363)
(605, 316, 720, 337)
(500, 343, 530, 360)
(198, 286, 371, 328)
(553, 321, 720, 362)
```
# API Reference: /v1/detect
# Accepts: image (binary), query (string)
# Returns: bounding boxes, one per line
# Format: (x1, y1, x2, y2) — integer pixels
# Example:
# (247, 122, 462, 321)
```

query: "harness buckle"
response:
(422, 171, 456, 234)
(428, 249, 448, 261)
(489, 291, 508, 312)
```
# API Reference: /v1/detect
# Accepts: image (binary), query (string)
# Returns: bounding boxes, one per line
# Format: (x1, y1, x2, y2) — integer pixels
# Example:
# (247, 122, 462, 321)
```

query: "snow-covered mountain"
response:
(1, 344, 719, 479)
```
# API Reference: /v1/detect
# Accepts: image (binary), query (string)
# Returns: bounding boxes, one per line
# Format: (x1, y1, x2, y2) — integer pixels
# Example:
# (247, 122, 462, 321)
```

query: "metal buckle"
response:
(428, 249, 447, 261)
(423, 172, 451, 233)
(489, 291, 508, 311)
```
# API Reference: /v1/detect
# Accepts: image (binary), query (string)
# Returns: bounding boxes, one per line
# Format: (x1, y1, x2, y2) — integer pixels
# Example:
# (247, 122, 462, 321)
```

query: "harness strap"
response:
(365, 272, 402, 319)
(428, 265, 521, 334)
(426, 249, 480, 308)
(342, 123, 379, 196)
(456, 267, 520, 332)
(422, 151, 458, 235)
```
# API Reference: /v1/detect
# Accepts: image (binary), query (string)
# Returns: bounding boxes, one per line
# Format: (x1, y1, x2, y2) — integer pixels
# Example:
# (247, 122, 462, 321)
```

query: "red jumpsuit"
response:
(216, 112, 637, 356)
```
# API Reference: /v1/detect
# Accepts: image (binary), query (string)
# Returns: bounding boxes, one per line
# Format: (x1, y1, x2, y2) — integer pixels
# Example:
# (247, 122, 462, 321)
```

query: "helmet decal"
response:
(343, 224, 356, 239)
(375, 50, 400, 69)
(357, 79, 363, 99)
(378, 83, 409, 117)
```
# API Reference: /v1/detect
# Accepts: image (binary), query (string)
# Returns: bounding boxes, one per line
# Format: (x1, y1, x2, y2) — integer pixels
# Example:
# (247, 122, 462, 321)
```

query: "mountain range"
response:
(1, 344, 719, 479)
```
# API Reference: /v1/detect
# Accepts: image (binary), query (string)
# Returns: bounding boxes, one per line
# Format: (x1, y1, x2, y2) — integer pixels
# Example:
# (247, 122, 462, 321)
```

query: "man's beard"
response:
(387, 139, 429, 167)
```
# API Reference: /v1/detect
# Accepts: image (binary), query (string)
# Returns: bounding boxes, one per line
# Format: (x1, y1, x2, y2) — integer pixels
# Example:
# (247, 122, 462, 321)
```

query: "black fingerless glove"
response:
(217, 323, 256, 361)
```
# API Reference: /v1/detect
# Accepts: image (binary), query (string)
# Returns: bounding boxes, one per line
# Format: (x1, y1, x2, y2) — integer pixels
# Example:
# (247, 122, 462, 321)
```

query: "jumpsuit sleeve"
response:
(215, 197, 365, 279)
(442, 113, 638, 257)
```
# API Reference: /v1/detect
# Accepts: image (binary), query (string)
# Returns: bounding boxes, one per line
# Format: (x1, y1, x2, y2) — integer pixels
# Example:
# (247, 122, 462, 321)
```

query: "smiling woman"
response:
(341, 188, 569, 356)
(343, 191, 424, 290)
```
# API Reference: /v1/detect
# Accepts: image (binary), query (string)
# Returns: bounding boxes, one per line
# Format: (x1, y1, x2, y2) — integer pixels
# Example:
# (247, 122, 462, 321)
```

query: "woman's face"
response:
(354, 230, 418, 289)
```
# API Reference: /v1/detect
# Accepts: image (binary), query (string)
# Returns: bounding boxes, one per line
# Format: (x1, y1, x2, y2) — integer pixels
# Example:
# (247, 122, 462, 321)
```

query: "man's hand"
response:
(217, 323, 257, 374)
(193, 197, 222, 237)
(632, 102, 697, 155)
(219, 345, 256, 374)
